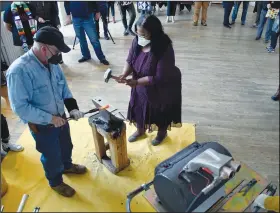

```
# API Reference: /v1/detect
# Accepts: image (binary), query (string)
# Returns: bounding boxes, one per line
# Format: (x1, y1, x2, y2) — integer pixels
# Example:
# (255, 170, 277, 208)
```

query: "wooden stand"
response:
(90, 122, 130, 174)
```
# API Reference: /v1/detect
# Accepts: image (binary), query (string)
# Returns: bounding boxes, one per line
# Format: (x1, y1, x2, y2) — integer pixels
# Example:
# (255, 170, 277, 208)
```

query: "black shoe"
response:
(255, 36, 261, 40)
(241, 22, 245, 25)
(224, 24, 231, 28)
(100, 59, 109, 65)
(78, 57, 91, 63)
(229, 21, 235, 25)
(104, 34, 110, 40)
(123, 29, 129, 36)
(127, 28, 136, 36)
(59, 60, 64, 64)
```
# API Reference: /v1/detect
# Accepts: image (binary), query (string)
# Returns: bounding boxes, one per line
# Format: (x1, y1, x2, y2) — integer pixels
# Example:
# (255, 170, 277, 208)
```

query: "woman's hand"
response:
(125, 79, 138, 87)
(115, 75, 127, 83)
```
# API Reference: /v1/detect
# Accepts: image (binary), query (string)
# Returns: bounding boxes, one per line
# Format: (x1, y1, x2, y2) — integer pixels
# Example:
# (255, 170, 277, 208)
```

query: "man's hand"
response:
(125, 79, 138, 87)
(70, 109, 84, 121)
(95, 12, 101, 20)
(38, 17, 46, 23)
(51, 116, 66, 127)
(65, 15, 72, 25)
(251, 194, 268, 211)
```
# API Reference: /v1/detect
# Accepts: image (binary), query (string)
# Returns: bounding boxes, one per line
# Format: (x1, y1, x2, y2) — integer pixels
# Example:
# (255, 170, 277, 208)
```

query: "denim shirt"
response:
(6, 50, 73, 125)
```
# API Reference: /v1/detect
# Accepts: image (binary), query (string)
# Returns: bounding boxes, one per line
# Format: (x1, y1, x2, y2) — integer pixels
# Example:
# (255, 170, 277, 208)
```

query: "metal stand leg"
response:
(72, 36, 77, 50)
(100, 15, 115, 44)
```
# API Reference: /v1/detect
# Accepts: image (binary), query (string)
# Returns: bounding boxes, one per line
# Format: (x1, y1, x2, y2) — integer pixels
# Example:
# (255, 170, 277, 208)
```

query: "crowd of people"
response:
(0, 0, 279, 198)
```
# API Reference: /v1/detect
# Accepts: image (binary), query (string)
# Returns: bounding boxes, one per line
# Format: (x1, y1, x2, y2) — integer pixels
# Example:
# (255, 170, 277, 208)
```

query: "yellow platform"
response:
(1, 119, 195, 212)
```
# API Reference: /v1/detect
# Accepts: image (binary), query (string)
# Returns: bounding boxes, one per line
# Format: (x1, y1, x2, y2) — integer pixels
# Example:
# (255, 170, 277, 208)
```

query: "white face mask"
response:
(138, 36, 151, 47)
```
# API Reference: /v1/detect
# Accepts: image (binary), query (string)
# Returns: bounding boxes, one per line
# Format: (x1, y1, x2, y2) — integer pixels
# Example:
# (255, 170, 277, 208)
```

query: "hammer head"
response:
(104, 68, 112, 83)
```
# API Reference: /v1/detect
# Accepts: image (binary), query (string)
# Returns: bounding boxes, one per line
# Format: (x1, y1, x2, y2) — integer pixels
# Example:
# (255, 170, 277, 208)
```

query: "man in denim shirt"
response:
(6, 27, 86, 197)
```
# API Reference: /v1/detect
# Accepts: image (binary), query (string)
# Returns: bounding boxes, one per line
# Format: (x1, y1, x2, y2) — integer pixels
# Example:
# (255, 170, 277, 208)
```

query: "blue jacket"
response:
(64, 1, 99, 18)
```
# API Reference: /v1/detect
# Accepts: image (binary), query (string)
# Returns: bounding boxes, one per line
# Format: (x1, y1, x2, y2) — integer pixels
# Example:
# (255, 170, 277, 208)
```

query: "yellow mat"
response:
(1, 119, 195, 212)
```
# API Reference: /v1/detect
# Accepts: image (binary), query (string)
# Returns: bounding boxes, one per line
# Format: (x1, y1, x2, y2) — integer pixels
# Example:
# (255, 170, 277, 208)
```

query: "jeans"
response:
(265, 18, 275, 42)
(30, 123, 73, 187)
(1, 114, 9, 142)
(118, 3, 136, 30)
(72, 14, 106, 61)
(256, 9, 267, 39)
(270, 31, 280, 49)
(255, 1, 262, 25)
(108, 1, 115, 17)
(223, 2, 233, 25)
(167, 1, 177, 16)
(96, 4, 108, 36)
(231, 1, 249, 24)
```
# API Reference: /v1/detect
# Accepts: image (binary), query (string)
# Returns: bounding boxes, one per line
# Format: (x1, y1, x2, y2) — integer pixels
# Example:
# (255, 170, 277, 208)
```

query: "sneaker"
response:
(127, 28, 136, 36)
(78, 57, 91, 63)
(51, 182, 75, 197)
(151, 132, 167, 146)
(193, 22, 198, 26)
(267, 47, 275, 53)
(224, 24, 231, 28)
(63, 164, 87, 174)
(123, 29, 129, 36)
(104, 34, 110, 40)
(100, 59, 109, 65)
(255, 36, 261, 40)
(2, 142, 24, 152)
(241, 22, 245, 25)
(201, 22, 207, 26)
(230, 21, 235, 25)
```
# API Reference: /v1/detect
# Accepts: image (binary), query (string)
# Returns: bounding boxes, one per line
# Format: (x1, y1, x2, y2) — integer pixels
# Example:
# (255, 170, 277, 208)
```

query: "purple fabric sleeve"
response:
(126, 38, 137, 66)
(148, 45, 175, 85)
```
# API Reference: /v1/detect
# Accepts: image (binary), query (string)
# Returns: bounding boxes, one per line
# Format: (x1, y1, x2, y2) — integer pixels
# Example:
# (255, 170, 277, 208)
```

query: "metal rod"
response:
(17, 194, 29, 212)
(72, 36, 77, 50)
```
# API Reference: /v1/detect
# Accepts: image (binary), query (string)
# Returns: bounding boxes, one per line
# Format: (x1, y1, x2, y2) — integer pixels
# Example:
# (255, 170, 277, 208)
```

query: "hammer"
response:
(67, 105, 109, 121)
(104, 68, 123, 83)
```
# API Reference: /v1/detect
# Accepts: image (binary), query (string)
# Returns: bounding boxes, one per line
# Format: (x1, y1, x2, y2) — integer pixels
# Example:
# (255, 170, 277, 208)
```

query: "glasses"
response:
(45, 45, 61, 56)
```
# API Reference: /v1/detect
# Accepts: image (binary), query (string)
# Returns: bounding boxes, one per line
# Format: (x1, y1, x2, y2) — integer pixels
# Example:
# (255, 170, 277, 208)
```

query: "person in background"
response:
(107, 1, 116, 23)
(252, 1, 263, 27)
(231, 1, 249, 25)
(166, 1, 177, 23)
(30, 1, 63, 63)
(117, 2, 136, 36)
(252, 194, 279, 212)
(29, 1, 60, 30)
(96, 1, 109, 40)
(256, 1, 280, 42)
(179, 2, 192, 13)
(266, 12, 279, 53)
(223, 1, 234, 28)
(256, 1, 269, 40)
(137, 1, 153, 15)
(64, 1, 109, 65)
(1, 114, 24, 156)
(264, 2, 280, 42)
(116, 15, 182, 146)
(193, 1, 209, 26)
(6, 27, 86, 197)
(3, 2, 36, 53)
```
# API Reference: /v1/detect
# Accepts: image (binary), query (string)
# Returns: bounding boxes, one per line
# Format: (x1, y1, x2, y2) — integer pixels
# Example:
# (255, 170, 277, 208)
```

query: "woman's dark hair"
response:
(134, 14, 172, 59)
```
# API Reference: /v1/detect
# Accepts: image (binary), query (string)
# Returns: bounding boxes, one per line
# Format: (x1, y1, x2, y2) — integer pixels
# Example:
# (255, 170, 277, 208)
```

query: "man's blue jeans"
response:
(72, 14, 105, 61)
(265, 18, 275, 42)
(231, 1, 249, 24)
(256, 9, 267, 39)
(30, 123, 73, 187)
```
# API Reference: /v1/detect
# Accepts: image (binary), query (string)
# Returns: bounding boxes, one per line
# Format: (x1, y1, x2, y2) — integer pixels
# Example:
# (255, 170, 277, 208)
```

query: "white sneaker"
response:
(2, 142, 24, 152)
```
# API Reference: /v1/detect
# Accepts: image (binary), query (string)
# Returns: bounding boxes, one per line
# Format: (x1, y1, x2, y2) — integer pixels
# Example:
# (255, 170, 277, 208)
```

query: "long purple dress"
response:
(126, 38, 182, 132)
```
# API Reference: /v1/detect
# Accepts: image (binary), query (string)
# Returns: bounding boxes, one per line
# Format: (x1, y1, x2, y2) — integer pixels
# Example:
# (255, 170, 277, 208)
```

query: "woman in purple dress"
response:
(116, 14, 182, 146)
